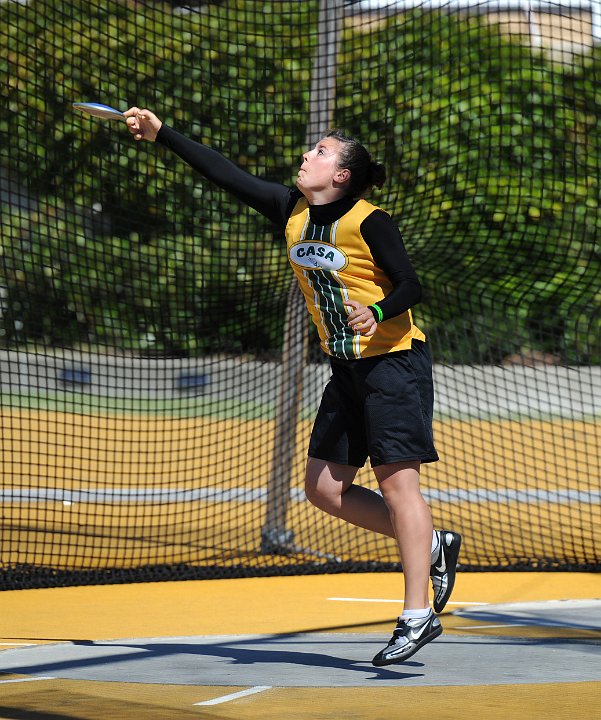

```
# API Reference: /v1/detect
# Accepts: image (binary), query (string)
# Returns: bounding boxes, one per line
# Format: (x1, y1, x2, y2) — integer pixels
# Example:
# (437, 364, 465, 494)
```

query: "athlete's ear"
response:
(334, 167, 351, 184)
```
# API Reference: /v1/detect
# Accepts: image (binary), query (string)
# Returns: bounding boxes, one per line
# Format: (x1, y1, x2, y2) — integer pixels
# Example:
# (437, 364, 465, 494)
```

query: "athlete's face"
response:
(296, 137, 348, 196)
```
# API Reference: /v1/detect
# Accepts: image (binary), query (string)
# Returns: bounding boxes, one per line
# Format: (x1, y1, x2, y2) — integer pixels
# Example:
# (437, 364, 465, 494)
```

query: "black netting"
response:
(1, 0, 599, 590)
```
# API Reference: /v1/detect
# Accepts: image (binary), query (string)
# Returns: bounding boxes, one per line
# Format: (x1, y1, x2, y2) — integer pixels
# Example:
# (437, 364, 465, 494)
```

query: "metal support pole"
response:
(261, 0, 345, 555)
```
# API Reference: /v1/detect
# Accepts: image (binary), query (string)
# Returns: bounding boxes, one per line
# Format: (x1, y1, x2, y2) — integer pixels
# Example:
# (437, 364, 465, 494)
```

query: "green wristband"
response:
(370, 303, 384, 323)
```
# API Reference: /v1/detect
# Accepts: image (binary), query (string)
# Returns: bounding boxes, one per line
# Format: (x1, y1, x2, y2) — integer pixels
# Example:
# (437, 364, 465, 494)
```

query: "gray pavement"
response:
(1, 601, 599, 688)
(455, 599, 601, 631)
(1, 634, 599, 687)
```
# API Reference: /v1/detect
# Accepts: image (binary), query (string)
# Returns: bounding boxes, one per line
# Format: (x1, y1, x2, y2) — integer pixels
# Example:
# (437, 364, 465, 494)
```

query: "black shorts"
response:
(308, 339, 439, 468)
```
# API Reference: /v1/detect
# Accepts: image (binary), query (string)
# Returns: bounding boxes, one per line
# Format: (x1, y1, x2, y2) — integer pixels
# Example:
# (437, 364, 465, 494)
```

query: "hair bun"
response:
(369, 161, 387, 189)
(326, 129, 387, 197)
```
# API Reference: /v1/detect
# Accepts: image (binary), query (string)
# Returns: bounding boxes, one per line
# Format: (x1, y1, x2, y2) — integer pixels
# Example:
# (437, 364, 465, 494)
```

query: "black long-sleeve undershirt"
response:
(156, 125, 421, 321)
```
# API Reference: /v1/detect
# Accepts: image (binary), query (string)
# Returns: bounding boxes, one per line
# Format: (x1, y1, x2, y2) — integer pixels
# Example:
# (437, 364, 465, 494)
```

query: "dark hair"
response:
(326, 129, 387, 197)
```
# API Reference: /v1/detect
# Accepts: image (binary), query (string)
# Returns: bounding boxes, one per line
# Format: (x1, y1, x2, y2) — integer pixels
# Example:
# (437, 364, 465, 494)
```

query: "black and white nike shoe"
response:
(372, 611, 442, 666)
(430, 530, 462, 613)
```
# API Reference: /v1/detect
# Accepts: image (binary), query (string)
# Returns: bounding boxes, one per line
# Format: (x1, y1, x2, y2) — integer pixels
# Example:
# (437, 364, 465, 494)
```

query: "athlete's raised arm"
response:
(124, 107, 295, 227)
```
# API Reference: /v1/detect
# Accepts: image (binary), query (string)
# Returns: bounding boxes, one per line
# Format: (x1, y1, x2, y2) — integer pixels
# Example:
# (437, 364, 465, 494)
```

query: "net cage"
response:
(0, 0, 599, 589)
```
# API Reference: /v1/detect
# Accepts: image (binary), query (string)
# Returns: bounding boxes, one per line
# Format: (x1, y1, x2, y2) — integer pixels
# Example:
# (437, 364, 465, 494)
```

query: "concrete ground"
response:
(0, 572, 600, 719)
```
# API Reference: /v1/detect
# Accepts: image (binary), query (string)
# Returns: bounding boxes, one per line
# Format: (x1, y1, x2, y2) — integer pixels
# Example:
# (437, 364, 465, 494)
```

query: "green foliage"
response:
(0, 1, 599, 361)
(0, 0, 307, 354)
(336, 10, 601, 363)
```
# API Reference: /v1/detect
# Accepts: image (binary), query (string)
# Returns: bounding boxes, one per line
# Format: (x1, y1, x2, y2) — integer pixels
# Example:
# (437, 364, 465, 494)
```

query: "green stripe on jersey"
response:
(308, 269, 357, 360)
(302, 219, 359, 359)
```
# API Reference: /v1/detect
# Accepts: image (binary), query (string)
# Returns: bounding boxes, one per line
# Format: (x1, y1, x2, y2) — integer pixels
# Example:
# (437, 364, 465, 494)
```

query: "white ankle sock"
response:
(401, 606, 431, 620)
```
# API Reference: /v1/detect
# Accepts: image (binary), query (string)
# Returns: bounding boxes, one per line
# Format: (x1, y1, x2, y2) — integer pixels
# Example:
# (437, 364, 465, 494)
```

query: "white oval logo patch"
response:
(289, 242, 348, 271)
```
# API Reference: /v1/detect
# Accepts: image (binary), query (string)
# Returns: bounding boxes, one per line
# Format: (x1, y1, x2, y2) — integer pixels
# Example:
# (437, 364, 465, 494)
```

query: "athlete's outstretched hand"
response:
(124, 107, 162, 142)
(345, 299, 378, 337)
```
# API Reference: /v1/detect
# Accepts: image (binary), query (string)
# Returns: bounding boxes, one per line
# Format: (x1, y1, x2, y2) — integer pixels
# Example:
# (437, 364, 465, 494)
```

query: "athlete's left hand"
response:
(345, 299, 378, 337)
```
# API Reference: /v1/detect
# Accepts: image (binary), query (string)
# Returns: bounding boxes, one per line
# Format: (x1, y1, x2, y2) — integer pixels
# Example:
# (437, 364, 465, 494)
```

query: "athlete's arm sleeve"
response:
(155, 125, 294, 226)
(360, 210, 422, 321)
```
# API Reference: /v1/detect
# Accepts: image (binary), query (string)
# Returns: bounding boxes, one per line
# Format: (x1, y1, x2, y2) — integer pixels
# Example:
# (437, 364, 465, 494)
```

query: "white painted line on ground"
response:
(454, 624, 521, 630)
(0, 677, 55, 684)
(327, 597, 403, 603)
(0, 642, 37, 646)
(194, 686, 272, 706)
(328, 597, 488, 605)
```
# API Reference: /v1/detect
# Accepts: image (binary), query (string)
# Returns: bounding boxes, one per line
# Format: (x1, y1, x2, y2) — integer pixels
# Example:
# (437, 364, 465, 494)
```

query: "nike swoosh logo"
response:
(408, 622, 432, 641)
(434, 554, 446, 573)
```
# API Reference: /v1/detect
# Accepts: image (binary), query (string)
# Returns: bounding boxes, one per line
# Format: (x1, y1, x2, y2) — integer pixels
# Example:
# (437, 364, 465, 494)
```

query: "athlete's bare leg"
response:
(305, 457, 432, 610)
(373, 460, 432, 610)
(305, 457, 394, 537)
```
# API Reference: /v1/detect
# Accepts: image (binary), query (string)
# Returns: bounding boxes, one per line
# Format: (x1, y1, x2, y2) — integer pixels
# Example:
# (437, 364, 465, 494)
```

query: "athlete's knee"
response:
(375, 461, 421, 500)
(304, 464, 341, 512)
(305, 458, 357, 513)
(304, 473, 335, 511)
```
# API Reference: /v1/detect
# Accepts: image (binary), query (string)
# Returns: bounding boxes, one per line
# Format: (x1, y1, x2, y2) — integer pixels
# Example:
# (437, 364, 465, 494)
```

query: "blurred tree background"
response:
(1, 0, 599, 362)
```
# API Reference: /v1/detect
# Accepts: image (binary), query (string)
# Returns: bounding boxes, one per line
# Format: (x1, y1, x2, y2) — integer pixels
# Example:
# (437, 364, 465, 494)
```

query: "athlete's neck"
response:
(307, 195, 358, 227)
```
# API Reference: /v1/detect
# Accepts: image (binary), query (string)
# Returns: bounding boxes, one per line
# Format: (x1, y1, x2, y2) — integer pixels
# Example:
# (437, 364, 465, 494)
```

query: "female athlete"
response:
(124, 107, 461, 665)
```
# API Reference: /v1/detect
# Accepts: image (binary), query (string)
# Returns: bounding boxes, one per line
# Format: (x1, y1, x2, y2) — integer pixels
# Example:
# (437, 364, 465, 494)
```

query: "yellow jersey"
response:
(285, 197, 425, 359)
